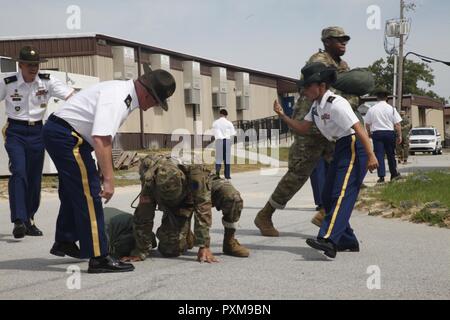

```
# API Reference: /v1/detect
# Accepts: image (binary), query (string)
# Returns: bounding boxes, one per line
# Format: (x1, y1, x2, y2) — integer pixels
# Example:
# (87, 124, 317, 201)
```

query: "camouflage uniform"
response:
(267, 51, 350, 210)
(131, 154, 248, 260)
(255, 27, 359, 236)
(396, 116, 412, 162)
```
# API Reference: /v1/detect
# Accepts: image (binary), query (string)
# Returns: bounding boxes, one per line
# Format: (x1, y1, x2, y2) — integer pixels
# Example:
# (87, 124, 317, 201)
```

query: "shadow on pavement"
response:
(210, 228, 313, 239)
(243, 206, 317, 212)
(0, 233, 24, 243)
(0, 258, 83, 273)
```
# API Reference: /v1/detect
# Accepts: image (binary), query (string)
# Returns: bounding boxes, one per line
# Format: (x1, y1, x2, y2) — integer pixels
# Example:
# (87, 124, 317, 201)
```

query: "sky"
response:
(0, 0, 449, 101)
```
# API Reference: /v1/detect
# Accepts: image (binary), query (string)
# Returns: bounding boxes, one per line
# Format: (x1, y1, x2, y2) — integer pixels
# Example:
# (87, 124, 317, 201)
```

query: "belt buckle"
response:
(28, 121, 35, 126)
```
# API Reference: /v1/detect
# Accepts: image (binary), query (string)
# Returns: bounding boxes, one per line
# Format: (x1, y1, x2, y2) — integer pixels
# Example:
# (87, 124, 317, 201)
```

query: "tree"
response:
(368, 56, 447, 104)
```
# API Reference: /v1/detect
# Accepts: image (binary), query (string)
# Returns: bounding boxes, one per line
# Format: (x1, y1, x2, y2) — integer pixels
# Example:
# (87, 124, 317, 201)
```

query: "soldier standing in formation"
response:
(254, 26, 355, 236)
(396, 110, 412, 164)
(120, 154, 249, 263)
(364, 87, 402, 183)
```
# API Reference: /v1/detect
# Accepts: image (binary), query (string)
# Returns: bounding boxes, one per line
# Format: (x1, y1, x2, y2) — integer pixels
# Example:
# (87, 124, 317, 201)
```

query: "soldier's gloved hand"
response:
(197, 247, 218, 264)
(120, 256, 143, 262)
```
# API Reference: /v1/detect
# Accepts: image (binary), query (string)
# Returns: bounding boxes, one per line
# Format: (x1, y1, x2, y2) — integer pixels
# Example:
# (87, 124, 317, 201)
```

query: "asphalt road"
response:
(0, 152, 449, 300)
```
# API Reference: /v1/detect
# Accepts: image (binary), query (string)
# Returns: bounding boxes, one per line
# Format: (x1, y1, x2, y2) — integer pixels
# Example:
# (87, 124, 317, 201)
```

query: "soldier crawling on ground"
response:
(108, 154, 249, 263)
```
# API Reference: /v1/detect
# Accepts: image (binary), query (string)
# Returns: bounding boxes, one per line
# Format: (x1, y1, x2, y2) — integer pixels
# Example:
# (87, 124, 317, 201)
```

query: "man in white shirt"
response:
(364, 88, 402, 183)
(212, 109, 236, 179)
(0, 46, 74, 239)
(274, 62, 378, 259)
(42, 64, 176, 273)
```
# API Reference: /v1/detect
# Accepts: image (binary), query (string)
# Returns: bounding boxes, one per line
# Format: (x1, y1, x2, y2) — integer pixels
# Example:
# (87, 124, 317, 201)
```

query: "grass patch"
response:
(411, 208, 450, 227)
(376, 171, 450, 209)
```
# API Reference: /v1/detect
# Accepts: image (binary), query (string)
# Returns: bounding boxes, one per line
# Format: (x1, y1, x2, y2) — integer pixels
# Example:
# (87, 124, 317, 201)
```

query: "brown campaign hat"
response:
(15, 46, 48, 64)
(138, 64, 176, 111)
(297, 62, 337, 88)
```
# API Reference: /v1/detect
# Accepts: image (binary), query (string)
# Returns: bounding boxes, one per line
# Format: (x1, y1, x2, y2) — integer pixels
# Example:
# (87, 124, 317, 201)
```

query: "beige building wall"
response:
(119, 73, 279, 135)
(41, 56, 114, 81)
(410, 105, 420, 128)
(93, 56, 114, 81)
(243, 84, 278, 120)
(426, 108, 445, 136)
(40, 56, 280, 135)
(409, 104, 444, 134)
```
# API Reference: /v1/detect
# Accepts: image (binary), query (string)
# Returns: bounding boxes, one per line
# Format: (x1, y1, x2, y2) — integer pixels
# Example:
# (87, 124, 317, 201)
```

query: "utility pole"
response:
(396, 0, 405, 112)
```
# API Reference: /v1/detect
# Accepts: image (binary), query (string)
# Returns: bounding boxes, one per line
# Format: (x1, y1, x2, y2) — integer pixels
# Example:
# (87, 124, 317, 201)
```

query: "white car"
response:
(409, 127, 443, 155)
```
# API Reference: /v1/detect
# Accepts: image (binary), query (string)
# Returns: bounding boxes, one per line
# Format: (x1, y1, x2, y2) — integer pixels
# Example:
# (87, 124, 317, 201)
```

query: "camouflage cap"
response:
(321, 26, 351, 41)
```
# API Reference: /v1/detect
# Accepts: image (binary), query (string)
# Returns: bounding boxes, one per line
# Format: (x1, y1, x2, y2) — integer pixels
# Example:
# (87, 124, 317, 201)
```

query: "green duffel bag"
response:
(104, 207, 136, 258)
(334, 68, 375, 96)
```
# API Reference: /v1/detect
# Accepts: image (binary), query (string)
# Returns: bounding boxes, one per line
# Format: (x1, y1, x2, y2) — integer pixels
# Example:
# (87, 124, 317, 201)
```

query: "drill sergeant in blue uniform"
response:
(0, 46, 74, 238)
(364, 87, 402, 183)
(43, 64, 176, 273)
(274, 63, 378, 258)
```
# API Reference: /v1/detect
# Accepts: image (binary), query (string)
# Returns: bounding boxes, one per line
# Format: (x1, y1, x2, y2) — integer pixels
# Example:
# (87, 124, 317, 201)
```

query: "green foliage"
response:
(377, 171, 450, 208)
(411, 208, 449, 227)
(368, 56, 447, 104)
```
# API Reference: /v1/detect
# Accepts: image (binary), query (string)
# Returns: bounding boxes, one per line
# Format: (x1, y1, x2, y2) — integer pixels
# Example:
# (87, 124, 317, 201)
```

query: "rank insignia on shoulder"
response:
(4, 76, 17, 85)
(312, 106, 319, 116)
(38, 73, 50, 80)
(124, 94, 132, 109)
(327, 96, 336, 103)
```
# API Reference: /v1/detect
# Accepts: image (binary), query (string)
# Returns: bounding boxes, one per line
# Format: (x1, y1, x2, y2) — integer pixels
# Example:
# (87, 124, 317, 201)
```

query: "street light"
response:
(404, 51, 450, 66)
(398, 51, 450, 112)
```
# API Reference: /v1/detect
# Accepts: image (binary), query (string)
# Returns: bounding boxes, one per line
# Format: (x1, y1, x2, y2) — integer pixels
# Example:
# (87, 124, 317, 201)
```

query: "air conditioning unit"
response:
(150, 54, 170, 71)
(211, 67, 227, 108)
(184, 88, 201, 105)
(235, 72, 250, 110)
(212, 92, 227, 108)
(0, 56, 18, 73)
(183, 61, 201, 105)
(236, 96, 250, 110)
(112, 46, 137, 80)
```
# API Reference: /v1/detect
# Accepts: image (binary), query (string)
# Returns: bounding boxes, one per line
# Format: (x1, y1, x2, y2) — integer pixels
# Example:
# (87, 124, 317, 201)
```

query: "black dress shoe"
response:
(50, 241, 81, 259)
(26, 225, 43, 236)
(13, 221, 26, 239)
(377, 177, 385, 183)
(88, 255, 135, 274)
(306, 238, 337, 258)
(336, 242, 360, 252)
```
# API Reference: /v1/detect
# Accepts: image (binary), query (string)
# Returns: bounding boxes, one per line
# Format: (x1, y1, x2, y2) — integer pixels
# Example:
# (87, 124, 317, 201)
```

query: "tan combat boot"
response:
(311, 208, 326, 227)
(223, 228, 249, 257)
(254, 202, 279, 237)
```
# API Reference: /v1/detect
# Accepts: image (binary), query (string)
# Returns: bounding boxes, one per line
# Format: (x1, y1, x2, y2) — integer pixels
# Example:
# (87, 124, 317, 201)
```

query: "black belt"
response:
(48, 114, 75, 131)
(7, 118, 42, 126)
